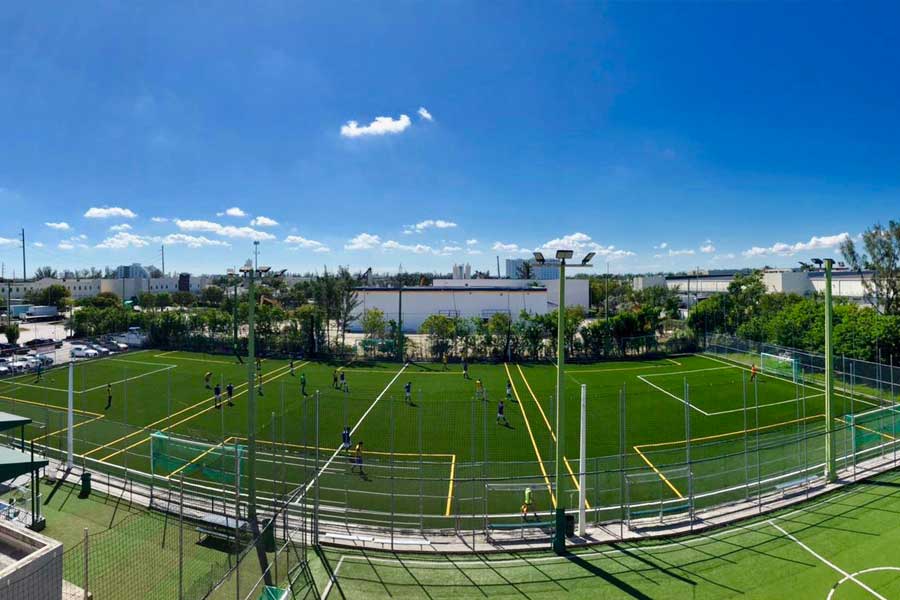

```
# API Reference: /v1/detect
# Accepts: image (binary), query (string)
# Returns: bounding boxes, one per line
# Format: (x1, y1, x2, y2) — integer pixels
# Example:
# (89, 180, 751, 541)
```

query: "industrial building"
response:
(2, 272, 213, 302)
(351, 277, 590, 332)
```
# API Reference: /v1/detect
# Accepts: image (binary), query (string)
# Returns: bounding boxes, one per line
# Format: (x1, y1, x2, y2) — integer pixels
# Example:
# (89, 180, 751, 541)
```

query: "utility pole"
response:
(161, 245, 165, 276)
(823, 258, 836, 482)
(20, 229, 26, 282)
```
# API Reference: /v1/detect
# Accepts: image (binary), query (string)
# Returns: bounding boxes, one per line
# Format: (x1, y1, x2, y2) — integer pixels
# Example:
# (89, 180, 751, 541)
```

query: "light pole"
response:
(240, 252, 275, 587)
(533, 250, 594, 553)
(812, 257, 836, 482)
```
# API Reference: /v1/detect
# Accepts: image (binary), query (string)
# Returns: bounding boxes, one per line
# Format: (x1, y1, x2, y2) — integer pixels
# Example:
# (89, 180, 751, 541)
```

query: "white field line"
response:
(321, 555, 345, 599)
(637, 375, 711, 416)
(707, 392, 826, 416)
(292, 363, 409, 507)
(827, 568, 900, 600)
(769, 521, 888, 600)
(700, 353, 885, 410)
(641, 365, 736, 378)
(319, 468, 900, 598)
(80, 364, 176, 393)
(666, 358, 682, 366)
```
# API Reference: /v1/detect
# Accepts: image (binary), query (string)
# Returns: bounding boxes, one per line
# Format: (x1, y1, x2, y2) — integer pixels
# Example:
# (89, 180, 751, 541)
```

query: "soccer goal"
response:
(483, 481, 557, 539)
(845, 405, 900, 458)
(760, 352, 800, 382)
(150, 432, 246, 490)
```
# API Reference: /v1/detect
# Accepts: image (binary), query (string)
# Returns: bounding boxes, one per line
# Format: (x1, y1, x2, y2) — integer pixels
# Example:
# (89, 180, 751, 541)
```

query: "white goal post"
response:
(760, 352, 800, 382)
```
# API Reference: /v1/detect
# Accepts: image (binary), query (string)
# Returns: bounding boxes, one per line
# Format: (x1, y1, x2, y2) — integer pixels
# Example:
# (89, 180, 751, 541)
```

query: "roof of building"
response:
(357, 285, 547, 292)
(0, 412, 31, 433)
(0, 446, 48, 481)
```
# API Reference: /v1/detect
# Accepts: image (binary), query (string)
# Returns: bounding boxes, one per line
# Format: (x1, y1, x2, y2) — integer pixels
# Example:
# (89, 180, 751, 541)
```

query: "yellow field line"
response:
(634, 414, 825, 450)
(97, 363, 299, 463)
(515, 365, 591, 509)
(0, 394, 104, 418)
(167, 436, 236, 479)
(839, 417, 897, 441)
(445, 454, 457, 517)
(633, 446, 684, 499)
(231, 436, 454, 458)
(504, 363, 556, 507)
(84, 360, 305, 459)
(33, 414, 105, 443)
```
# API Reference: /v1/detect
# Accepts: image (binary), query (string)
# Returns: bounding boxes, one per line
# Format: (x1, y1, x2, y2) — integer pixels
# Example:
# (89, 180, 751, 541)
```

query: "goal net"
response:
(150, 432, 246, 489)
(845, 405, 900, 454)
(484, 481, 556, 527)
(760, 352, 799, 382)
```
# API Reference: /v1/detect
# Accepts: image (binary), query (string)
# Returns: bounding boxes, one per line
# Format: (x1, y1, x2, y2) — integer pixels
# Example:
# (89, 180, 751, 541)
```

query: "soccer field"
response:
(0, 348, 893, 530)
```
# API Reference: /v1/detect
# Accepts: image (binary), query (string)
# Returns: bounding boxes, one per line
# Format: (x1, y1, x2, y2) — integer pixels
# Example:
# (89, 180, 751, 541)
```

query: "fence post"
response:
(578, 384, 586, 537)
(179, 473, 184, 600)
(67, 362, 74, 469)
(618, 383, 626, 540)
(82, 527, 89, 600)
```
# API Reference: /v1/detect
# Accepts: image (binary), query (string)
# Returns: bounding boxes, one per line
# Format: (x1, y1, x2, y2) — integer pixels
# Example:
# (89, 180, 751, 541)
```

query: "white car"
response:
(71, 346, 99, 358)
(0, 365, 9, 376)
(7, 359, 30, 373)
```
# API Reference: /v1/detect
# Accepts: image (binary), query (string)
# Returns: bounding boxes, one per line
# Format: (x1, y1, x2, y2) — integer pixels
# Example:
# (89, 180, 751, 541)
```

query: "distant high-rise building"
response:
(506, 258, 560, 280)
(115, 263, 149, 279)
(452, 263, 472, 280)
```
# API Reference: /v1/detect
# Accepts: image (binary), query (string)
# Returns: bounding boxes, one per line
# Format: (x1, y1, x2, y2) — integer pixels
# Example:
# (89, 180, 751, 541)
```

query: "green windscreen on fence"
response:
(150, 431, 246, 487)
(846, 406, 900, 449)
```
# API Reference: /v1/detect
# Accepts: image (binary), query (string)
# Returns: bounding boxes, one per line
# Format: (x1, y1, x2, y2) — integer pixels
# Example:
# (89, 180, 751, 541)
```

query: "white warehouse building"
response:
(351, 278, 590, 333)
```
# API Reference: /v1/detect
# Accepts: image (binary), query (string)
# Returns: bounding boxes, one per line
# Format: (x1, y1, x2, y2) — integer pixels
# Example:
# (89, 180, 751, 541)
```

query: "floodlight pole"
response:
(247, 269, 258, 518)
(824, 258, 836, 482)
(553, 258, 567, 554)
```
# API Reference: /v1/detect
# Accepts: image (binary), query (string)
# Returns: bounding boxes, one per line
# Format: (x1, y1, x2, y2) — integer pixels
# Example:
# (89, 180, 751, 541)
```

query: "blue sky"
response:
(2, 2, 900, 277)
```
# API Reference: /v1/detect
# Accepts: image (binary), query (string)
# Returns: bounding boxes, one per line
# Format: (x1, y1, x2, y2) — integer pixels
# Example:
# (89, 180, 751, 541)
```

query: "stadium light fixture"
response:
(555, 249, 574, 260)
(582, 252, 596, 265)
(533, 252, 545, 264)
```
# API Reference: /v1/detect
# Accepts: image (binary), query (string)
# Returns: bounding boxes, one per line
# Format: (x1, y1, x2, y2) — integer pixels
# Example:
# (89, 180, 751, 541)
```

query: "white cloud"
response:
(742, 232, 850, 257)
(440, 245, 462, 253)
(151, 216, 169, 223)
(466, 239, 478, 246)
(57, 241, 74, 251)
(345, 233, 381, 250)
(467, 249, 483, 255)
(284, 235, 330, 253)
(492, 242, 531, 254)
(84, 206, 137, 219)
(340, 114, 412, 138)
(76, 234, 87, 240)
(382, 240, 434, 254)
(45, 221, 70, 231)
(109, 223, 132, 232)
(0, 237, 17, 247)
(160, 234, 230, 248)
(538, 232, 636, 260)
(33, 242, 44, 248)
(412, 219, 456, 232)
(654, 242, 668, 250)
(250, 216, 279, 227)
(417, 107, 433, 121)
(216, 207, 247, 218)
(95, 232, 150, 249)
(700, 240, 716, 254)
(668, 249, 695, 256)
(174, 219, 275, 241)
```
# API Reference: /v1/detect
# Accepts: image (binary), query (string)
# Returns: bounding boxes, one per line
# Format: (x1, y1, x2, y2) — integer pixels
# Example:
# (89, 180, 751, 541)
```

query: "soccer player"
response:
(462, 358, 469, 380)
(341, 426, 351, 453)
(300, 372, 308, 397)
(34, 362, 43, 382)
(520, 486, 535, 521)
(290, 358, 295, 376)
(351, 441, 364, 474)
(506, 380, 513, 402)
(204, 371, 212, 390)
(214, 383, 222, 409)
(404, 381, 412, 405)
(442, 354, 448, 371)
(475, 378, 485, 401)
(332, 370, 339, 389)
(105, 383, 113, 411)
(339, 371, 346, 389)
(497, 399, 508, 426)
(750, 364, 759, 382)
(226, 382, 235, 407)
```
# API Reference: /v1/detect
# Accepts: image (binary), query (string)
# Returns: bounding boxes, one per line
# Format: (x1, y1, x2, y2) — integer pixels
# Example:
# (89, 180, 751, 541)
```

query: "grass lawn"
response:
(0, 349, 894, 529)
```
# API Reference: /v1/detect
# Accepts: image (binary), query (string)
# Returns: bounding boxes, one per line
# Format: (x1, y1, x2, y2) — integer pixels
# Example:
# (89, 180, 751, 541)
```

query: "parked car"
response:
(71, 345, 99, 359)
(7, 358, 31, 373)
(87, 343, 110, 356)
(24, 338, 56, 349)
(27, 352, 54, 367)
(0, 364, 9, 377)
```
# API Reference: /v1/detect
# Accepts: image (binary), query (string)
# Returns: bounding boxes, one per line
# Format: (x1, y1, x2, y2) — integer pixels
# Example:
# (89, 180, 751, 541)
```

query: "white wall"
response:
(352, 288, 549, 332)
